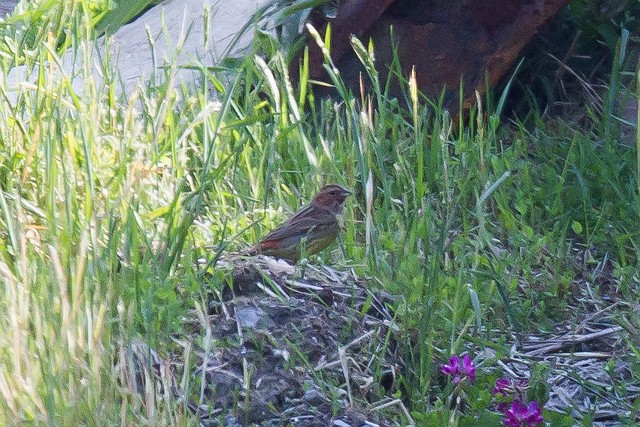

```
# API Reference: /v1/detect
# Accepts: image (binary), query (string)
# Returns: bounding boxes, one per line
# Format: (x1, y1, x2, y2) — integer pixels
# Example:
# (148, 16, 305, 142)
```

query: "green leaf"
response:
(571, 220, 583, 235)
(95, 0, 160, 35)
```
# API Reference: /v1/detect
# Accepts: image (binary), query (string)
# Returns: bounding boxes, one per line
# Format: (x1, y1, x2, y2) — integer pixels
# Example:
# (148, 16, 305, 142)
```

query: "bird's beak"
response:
(342, 188, 352, 197)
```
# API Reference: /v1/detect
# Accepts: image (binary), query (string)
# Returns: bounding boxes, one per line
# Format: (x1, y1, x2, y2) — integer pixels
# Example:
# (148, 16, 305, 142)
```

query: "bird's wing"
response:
(259, 204, 336, 243)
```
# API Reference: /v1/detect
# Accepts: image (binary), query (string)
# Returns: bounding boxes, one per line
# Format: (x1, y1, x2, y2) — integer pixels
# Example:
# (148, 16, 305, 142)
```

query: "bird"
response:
(251, 184, 352, 263)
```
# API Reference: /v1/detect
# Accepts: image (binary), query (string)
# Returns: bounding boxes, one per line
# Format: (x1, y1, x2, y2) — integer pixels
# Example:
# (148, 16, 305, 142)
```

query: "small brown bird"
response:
(252, 184, 352, 263)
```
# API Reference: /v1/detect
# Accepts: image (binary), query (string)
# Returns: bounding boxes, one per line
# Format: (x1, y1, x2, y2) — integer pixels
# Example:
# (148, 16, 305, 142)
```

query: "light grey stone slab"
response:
(5, 0, 274, 101)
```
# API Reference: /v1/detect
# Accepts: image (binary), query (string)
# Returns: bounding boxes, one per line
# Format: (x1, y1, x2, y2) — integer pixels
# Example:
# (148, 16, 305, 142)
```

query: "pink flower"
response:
(503, 400, 544, 427)
(440, 354, 476, 384)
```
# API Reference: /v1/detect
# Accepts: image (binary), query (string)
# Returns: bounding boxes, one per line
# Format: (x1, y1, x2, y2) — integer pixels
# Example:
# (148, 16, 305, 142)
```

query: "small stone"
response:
(303, 389, 326, 406)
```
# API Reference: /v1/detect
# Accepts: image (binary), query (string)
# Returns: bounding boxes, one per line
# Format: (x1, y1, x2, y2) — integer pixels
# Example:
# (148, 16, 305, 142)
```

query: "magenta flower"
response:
(459, 354, 476, 381)
(440, 354, 476, 384)
(440, 356, 461, 379)
(493, 377, 529, 397)
(503, 400, 544, 427)
(493, 377, 511, 396)
(497, 401, 511, 414)
(515, 378, 529, 391)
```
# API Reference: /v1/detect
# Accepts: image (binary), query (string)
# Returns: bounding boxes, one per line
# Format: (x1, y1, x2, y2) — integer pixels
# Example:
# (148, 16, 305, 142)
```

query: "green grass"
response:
(0, 1, 638, 425)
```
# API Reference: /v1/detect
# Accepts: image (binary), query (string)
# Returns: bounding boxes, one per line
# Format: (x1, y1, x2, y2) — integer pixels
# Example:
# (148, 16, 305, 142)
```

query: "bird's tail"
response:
(238, 244, 259, 257)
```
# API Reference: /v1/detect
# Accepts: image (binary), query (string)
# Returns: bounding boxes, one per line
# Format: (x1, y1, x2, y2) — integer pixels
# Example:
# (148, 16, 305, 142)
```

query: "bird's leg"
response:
(298, 257, 308, 280)
(298, 236, 311, 280)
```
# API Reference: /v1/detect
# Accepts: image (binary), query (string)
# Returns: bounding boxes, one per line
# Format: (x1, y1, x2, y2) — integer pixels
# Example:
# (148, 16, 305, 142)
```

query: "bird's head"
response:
(312, 184, 352, 213)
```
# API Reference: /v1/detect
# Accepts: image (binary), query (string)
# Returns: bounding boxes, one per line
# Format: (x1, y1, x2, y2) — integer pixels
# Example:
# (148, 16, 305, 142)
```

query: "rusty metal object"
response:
(305, 0, 395, 81)
(301, 0, 571, 114)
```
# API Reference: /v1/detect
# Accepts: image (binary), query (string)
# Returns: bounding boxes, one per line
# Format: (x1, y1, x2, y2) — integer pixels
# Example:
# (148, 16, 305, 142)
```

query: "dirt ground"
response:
(119, 249, 635, 426)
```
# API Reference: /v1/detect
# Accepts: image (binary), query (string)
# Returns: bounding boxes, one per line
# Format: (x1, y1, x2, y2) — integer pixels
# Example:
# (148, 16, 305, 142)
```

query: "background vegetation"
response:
(0, 0, 637, 424)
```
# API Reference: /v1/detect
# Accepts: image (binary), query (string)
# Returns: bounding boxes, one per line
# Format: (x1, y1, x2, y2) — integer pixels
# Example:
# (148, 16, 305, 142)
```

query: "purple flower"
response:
(440, 354, 476, 384)
(503, 400, 544, 427)
(440, 356, 460, 376)
(515, 378, 529, 391)
(497, 401, 510, 414)
(493, 377, 511, 396)
(493, 377, 529, 397)
(460, 354, 476, 381)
